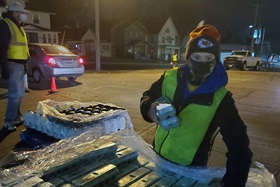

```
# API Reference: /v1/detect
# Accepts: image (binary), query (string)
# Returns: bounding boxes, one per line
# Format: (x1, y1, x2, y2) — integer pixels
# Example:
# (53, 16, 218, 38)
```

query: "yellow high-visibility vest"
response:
(173, 53, 178, 61)
(3, 18, 29, 60)
(154, 68, 228, 165)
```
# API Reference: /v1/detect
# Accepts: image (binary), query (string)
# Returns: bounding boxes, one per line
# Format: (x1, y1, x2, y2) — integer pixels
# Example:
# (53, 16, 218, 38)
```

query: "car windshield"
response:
(41, 45, 73, 55)
(231, 51, 247, 56)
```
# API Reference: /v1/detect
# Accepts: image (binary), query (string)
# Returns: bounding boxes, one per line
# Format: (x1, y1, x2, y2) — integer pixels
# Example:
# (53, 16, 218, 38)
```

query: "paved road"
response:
(0, 63, 279, 185)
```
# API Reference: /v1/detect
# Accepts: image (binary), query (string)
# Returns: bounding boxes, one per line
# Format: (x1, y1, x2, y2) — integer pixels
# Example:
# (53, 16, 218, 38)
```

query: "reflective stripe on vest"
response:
(3, 18, 29, 60)
(154, 69, 228, 165)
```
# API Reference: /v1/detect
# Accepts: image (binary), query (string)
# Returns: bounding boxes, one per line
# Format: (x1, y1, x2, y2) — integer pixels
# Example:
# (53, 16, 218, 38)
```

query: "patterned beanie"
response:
(185, 25, 221, 61)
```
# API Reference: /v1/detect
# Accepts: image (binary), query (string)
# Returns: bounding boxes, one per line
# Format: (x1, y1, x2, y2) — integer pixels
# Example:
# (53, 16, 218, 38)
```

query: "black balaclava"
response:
(185, 25, 221, 85)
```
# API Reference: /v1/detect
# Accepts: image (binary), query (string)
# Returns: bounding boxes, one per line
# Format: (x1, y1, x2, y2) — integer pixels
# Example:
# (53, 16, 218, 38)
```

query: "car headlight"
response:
(237, 57, 243, 61)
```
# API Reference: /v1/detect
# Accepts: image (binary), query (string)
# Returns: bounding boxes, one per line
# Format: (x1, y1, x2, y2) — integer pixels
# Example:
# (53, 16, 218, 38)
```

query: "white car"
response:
(223, 50, 262, 71)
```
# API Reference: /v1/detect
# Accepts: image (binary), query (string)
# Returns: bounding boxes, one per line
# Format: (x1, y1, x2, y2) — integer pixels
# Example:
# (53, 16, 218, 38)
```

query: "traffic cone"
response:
(49, 77, 59, 93)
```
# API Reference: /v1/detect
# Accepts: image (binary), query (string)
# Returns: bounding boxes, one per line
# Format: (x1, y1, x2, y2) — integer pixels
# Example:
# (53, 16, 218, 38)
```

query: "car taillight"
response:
(78, 57, 84, 64)
(46, 56, 56, 65)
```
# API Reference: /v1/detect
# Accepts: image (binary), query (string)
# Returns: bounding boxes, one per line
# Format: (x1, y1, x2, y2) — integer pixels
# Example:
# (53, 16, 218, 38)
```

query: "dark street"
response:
(0, 63, 279, 185)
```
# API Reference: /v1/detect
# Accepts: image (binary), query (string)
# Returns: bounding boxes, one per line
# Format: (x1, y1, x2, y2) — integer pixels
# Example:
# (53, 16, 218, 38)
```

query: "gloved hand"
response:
(1, 64, 9, 79)
(147, 102, 160, 125)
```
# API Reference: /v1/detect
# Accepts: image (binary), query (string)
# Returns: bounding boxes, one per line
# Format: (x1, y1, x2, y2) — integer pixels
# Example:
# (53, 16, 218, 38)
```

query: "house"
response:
(0, 0, 60, 44)
(66, 17, 181, 61)
(110, 17, 181, 61)
(148, 17, 181, 61)
(64, 21, 114, 61)
(66, 28, 96, 61)
(111, 20, 153, 60)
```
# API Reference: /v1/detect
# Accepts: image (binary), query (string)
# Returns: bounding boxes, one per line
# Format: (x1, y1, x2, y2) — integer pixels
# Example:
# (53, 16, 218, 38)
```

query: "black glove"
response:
(1, 64, 9, 79)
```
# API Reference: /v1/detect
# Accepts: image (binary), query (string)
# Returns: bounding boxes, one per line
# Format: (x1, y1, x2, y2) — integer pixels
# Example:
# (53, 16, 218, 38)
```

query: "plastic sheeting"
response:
(0, 100, 277, 187)
(23, 99, 132, 139)
(0, 128, 276, 186)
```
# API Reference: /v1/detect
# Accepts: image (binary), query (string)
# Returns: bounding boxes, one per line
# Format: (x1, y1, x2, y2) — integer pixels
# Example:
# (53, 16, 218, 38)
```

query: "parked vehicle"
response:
(268, 55, 280, 63)
(27, 43, 85, 83)
(223, 50, 262, 71)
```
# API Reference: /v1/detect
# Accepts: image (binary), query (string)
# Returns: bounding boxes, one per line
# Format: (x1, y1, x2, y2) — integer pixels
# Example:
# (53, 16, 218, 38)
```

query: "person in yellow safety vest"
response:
(140, 24, 252, 187)
(171, 51, 178, 68)
(0, 2, 30, 137)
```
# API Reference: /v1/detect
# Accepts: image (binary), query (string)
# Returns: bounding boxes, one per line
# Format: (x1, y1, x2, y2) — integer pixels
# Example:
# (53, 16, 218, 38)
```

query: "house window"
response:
(165, 28, 170, 33)
(53, 34, 57, 44)
(42, 33, 46, 43)
(166, 36, 174, 44)
(33, 13, 39, 24)
(26, 32, 38, 43)
(102, 45, 110, 50)
(48, 34, 52, 43)
(162, 36, 165, 43)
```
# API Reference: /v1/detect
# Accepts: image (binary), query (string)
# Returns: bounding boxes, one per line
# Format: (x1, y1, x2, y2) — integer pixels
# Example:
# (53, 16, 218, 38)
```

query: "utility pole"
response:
(95, 0, 101, 71)
(61, 25, 70, 46)
(250, 3, 260, 53)
(260, 28, 265, 58)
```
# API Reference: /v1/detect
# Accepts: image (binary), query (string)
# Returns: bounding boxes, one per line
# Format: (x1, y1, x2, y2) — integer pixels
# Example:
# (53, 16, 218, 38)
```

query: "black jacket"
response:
(140, 65, 253, 187)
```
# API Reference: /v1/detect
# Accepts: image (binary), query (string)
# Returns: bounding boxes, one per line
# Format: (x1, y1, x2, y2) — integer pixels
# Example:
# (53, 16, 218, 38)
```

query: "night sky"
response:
(26, 0, 280, 51)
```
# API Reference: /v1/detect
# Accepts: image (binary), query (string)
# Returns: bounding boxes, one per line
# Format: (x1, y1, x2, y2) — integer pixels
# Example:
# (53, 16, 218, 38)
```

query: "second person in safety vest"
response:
(171, 50, 178, 68)
(0, 2, 29, 135)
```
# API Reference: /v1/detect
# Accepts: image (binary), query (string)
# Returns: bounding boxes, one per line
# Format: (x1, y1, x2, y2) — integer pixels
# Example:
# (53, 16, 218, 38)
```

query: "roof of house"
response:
(64, 19, 119, 42)
(111, 19, 148, 34)
(110, 16, 181, 36)
(24, 23, 57, 32)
